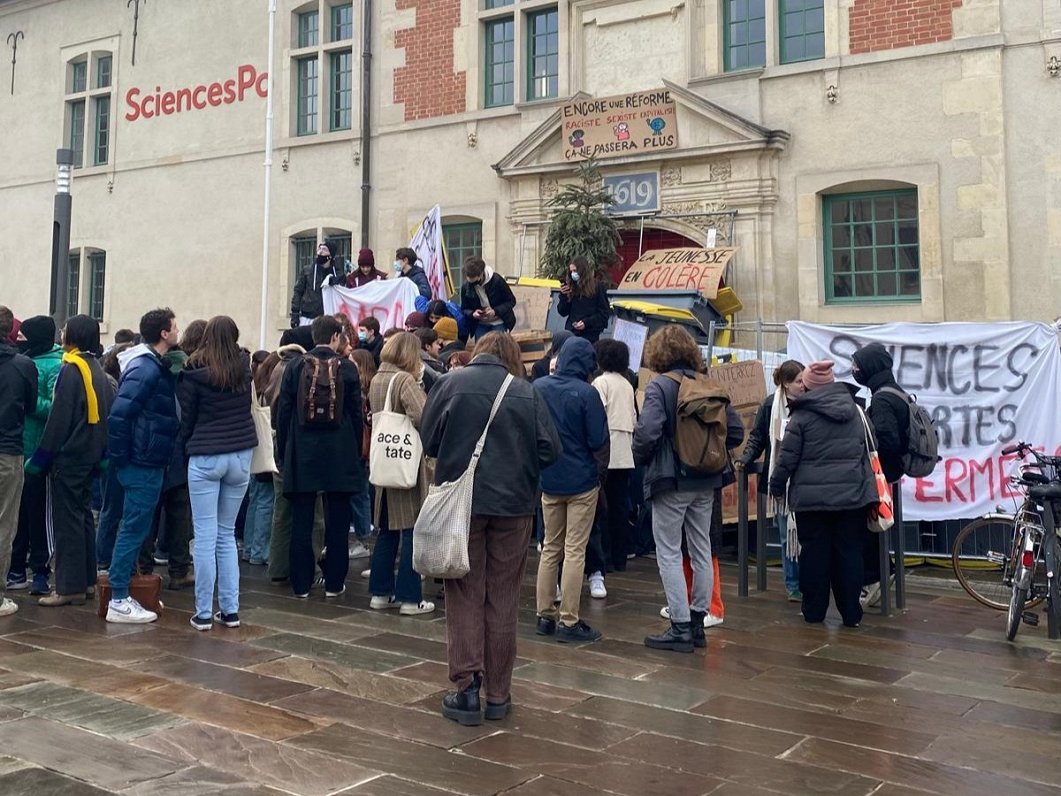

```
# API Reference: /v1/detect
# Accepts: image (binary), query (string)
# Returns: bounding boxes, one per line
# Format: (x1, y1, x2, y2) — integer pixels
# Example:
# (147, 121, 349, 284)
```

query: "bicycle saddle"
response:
(1028, 482, 1061, 501)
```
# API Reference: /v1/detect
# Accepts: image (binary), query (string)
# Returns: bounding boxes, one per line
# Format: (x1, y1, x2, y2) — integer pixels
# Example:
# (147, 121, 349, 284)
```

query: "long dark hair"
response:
(569, 256, 598, 297)
(189, 315, 247, 391)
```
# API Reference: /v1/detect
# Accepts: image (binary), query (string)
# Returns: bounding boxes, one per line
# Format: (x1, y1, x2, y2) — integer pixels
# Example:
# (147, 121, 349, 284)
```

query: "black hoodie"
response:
(0, 343, 38, 456)
(852, 342, 909, 484)
(769, 381, 877, 513)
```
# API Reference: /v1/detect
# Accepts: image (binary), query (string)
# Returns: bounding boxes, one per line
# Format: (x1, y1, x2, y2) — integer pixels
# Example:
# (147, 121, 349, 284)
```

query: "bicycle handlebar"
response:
(1002, 443, 1024, 456)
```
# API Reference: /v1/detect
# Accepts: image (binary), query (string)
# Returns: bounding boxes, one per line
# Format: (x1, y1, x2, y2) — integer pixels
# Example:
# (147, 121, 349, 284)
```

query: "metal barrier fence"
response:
(736, 468, 908, 616)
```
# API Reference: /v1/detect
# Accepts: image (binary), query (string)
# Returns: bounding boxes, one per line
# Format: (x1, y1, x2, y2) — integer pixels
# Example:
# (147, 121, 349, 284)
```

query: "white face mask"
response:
(393, 260, 403, 272)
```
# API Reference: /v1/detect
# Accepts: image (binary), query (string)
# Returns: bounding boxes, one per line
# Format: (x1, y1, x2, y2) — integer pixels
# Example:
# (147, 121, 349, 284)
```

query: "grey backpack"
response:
(879, 387, 939, 478)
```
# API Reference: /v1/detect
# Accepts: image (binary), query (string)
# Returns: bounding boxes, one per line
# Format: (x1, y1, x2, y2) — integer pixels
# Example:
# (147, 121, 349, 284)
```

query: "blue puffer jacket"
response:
(108, 347, 179, 469)
(534, 337, 609, 496)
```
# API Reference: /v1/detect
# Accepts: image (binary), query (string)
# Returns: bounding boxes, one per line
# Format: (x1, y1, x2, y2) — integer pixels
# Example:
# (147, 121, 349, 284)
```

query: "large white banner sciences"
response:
(786, 322, 1061, 521)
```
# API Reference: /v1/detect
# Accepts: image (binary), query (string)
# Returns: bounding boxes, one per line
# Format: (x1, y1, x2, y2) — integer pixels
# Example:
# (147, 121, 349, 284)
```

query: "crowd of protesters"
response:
(0, 241, 909, 725)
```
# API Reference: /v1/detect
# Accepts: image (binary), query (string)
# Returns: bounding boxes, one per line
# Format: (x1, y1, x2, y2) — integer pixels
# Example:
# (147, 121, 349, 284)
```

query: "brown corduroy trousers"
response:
(445, 514, 533, 703)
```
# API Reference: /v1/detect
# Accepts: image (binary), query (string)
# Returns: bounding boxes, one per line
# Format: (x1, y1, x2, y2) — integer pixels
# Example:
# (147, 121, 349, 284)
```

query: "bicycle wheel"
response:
(952, 516, 1044, 610)
(1006, 584, 1027, 641)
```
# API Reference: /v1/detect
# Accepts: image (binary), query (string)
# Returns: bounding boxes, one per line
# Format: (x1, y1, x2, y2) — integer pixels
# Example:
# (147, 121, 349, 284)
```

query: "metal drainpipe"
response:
(360, 0, 372, 248)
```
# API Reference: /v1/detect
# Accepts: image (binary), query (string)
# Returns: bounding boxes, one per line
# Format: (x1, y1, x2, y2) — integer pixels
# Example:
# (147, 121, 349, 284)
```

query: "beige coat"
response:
(369, 364, 427, 530)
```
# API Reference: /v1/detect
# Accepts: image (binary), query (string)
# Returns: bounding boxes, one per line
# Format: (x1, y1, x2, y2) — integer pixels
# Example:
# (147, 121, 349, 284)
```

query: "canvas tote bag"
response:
(858, 408, 894, 533)
(413, 374, 514, 579)
(250, 382, 278, 475)
(369, 372, 423, 489)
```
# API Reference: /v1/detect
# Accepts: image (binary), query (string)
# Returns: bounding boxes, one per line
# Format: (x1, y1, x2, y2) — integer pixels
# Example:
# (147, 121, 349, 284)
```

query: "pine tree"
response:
(539, 158, 621, 281)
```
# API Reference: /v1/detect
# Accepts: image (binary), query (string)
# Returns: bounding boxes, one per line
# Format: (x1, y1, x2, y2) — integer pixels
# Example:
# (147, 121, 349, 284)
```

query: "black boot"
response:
(441, 674, 482, 726)
(644, 622, 694, 653)
(689, 610, 706, 649)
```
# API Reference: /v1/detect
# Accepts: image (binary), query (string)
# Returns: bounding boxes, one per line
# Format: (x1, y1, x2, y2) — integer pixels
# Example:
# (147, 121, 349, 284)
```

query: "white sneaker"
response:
(348, 542, 370, 559)
(660, 605, 670, 619)
(400, 600, 435, 616)
(588, 572, 607, 599)
(106, 597, 158, 624)
(704, 614, 724, 628)
(554, 585, 561, 604)
(360, 568, 371, 579)
(0, 598, 18, 617)
(861, 581, 881, 609)
(369, 595, 400, 610)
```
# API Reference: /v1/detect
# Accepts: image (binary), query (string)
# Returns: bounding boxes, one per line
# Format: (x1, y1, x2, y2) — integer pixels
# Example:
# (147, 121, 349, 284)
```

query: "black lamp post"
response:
(50, 148, 75, 328)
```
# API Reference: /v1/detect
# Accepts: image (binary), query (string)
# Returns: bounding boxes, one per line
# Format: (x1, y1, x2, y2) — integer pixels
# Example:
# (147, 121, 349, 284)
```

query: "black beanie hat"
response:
(20, 314, 56, 348)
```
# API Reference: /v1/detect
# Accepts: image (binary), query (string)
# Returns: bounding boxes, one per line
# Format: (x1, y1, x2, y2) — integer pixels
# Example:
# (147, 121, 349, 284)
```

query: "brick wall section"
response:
(849, 0, 963, 55)
(393, 0, 466, 121)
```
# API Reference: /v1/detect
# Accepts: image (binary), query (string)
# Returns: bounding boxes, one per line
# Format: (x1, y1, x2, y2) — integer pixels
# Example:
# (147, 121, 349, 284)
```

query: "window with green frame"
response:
(823, 190, 920, 303)
(484, 18, 514, 107)
(71, 60, 87, 93)
(484, 0, 513, 8)
(93, 96, 110, 166)
(779, 0, 824, 64)
(724, 0, 766, 71)
(88, 251, 106, 321)
(330, 51, 353, 131)
(68, 100, 86, 168)
(291, 235, 317, 284)
(67, 252, 81, 319)
(526, 8, 558, 101)
(297, 10, 319, 47)
(443, 222, 483, 290)
(331, 3, 354, 40)
(296, 57, 319, 135)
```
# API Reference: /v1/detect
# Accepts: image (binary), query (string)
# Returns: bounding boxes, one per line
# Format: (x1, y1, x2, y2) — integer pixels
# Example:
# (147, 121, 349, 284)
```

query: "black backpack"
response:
(879, 387, 939, 478)
(298, 353, 344, 429)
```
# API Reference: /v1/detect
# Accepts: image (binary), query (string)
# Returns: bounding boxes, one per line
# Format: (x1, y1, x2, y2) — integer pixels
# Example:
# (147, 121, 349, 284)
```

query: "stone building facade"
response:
(0, 0, 1057, 345)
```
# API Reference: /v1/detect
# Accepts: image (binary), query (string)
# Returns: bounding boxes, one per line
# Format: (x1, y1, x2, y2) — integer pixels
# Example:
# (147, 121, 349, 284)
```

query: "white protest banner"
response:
(786, 321, 1061, 521)
(409, 205, 447, 301)
(322, 279, 421, 331)
(612, 318, 649, 370)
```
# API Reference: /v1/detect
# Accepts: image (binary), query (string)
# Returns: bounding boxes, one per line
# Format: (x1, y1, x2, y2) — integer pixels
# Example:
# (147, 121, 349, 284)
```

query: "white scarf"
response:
(768, 386, 799, 560)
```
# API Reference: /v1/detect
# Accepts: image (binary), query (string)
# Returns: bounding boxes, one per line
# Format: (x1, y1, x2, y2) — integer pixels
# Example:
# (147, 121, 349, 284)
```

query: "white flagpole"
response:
(258, 0, 277, 349)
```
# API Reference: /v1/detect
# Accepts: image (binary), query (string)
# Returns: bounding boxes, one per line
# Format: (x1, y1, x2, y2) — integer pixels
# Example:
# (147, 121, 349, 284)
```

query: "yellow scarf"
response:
(62, 348, 100, 424)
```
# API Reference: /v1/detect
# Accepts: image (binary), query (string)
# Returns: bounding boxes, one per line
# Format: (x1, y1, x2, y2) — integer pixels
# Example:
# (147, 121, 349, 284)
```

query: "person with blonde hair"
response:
(367, 331, 434, 615)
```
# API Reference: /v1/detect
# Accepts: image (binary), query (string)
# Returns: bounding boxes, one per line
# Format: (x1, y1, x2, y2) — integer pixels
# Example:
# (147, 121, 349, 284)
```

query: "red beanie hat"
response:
(357, 248, 375, 268)
(802, 360, 835, 391)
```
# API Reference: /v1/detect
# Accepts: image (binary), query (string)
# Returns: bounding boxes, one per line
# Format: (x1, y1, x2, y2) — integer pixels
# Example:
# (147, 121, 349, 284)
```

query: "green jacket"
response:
(23, 345, 63, 457)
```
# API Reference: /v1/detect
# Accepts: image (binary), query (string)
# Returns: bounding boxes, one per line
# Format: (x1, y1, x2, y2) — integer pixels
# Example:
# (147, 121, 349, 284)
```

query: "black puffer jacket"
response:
(852, 343, 908, 484)
(768, 382, 876, 512)
(176, 354, 258, 456)
(421, 354, 560, 516)
(0, 343, 37, 456)
(739, 393, 775, 495)
(460, 273, 517, 335)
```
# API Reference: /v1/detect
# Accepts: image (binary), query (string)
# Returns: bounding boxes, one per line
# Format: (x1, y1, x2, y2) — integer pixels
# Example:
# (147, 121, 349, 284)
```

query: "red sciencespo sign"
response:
(125, 64, 268, 122)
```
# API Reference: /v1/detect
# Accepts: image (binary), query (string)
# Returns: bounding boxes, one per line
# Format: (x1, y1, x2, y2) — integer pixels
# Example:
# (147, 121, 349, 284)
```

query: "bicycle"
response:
(951, 504, 1045, 611)
(999, 442, 1061, 641)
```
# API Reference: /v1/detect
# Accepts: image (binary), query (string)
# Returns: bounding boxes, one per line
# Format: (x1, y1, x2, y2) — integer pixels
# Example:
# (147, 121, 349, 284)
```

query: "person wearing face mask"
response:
(347, 248, 388, 288)
(460, 256, 517, 340)
(851, 342, 908, 609)
(356, 317, 383, 365)
(557, 257, 612, 344)
(290, 241, 342, 328)
(394, 247, 433, 300)
(737, 360, 806, 602)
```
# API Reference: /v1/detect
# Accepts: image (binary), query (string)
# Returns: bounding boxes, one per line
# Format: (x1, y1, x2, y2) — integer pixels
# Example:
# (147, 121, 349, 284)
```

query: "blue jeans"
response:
(243, 477, 274, 563)
(349, 464, 372, 539)
(188, 450, 252, 618)
(369, 529, 421, 603)
(96, 464, 124, 566)
(473, 324, 505, 341)
(110, 465, 164, 600)
(777, 512, 801, 594)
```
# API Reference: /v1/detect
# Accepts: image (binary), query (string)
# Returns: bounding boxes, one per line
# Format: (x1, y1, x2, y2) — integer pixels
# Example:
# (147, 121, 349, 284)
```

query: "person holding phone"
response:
(557, 257, 611, 344)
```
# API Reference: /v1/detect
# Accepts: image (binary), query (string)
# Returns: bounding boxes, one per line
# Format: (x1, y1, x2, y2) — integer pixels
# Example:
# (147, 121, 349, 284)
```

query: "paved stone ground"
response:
(0, 555, 1057, 795)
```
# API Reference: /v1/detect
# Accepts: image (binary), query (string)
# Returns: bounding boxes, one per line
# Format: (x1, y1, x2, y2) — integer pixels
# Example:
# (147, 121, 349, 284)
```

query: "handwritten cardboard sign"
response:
(618, 248, 735, 299)
(709, 360, 766, 523)
(562, 90, 678, 162)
